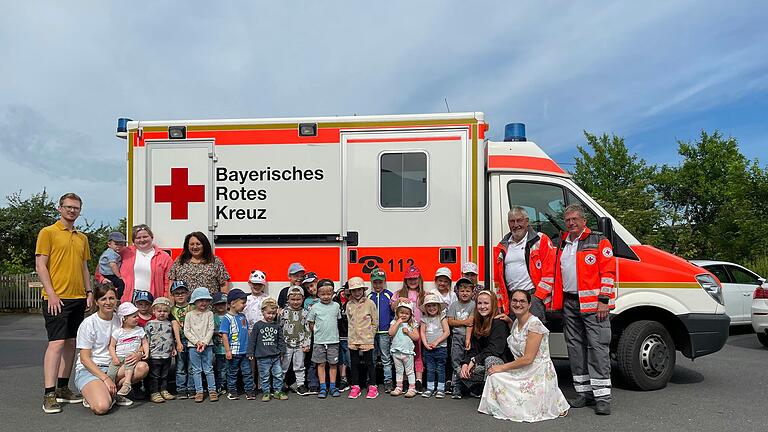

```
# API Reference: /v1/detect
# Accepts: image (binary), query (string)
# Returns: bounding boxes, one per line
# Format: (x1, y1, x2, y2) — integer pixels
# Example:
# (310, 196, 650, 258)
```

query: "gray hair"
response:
(507, 206, 529, 219)
(564, 204, 585, 218)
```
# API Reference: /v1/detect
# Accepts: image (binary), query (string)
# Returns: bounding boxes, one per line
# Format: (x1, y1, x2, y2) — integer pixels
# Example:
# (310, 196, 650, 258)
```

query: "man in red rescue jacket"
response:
(554, 204, 616, 416)
(493, 206, 554, 320)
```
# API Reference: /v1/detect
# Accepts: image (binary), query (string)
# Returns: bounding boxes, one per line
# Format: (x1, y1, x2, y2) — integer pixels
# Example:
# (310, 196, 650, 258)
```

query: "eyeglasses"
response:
(510, 299, 529, 304)
(60, 205, 81, 212)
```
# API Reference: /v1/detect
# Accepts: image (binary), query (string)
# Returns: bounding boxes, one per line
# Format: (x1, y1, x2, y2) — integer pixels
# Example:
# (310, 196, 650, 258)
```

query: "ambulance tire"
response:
(617, 320, 676, 391)
(757, 332, 768, 348)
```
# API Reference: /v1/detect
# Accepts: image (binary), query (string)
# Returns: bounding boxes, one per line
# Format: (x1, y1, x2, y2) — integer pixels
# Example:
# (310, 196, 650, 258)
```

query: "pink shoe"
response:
(348, 385, 362, 399)
(366, 385, 379, 399)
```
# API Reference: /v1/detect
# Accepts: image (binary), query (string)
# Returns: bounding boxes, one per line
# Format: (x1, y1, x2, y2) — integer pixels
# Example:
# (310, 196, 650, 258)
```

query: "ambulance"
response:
(118, 112, 729, 390)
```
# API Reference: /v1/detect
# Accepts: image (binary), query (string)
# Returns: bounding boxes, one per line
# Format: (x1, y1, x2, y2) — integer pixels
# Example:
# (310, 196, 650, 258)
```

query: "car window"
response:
(726, 265, 761, 285)
(704, 265, 731, 284)
(506, 181, 565, 240)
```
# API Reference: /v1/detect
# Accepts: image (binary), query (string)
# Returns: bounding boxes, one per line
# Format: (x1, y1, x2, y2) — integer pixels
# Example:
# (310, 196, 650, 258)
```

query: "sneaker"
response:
(317, 389, 327, 399)
(445, 381, 452, 394)
(42, 392, 62, 414)
(55, 386, 83, 404)
(339, 377, 350, 392)
(331, 387, 341, 397)
(117, 384, 132, 397)
(176, 391, 189, 400)
(296, 385, 311, 396)
(595, 401, 611, 415)
(209, 391, 219, 402)
(261, 393, 271, 402)
(415, 380, 423, 394)
(115, 395, 134, 406)
(245, 392, 257, 400)
(390, 387, 403, 396)
(307, 386, 319, 395)
(289, 383, 299, 393)
(366, 385, 379, 399)
(435, 390, 445, 399)
(422, 389, 433, 398)
(404, 388, 417, 398)
(274, 391, 288, 400)
(348, 385, 362, 399)
(151, 392, 165, 403)
(161, 390, 176, 400)
(217, 388, 227, 396)
(568, 395, 596, 408)
(383, 380, 394, 393)
(451, 391, 462, 400)
(194, 392, 204, 403)
(82, 399, 90, 409)
(227, 392, 240, 400)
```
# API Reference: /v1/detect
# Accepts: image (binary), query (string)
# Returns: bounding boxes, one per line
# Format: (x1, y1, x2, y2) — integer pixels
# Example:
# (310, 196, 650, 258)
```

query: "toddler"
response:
(220, 289, 256, 400)
(184, 287, 217, 402)
(280, 286, 311, 395)
(109, 302, 149, 397)
(447, 277, 476, 398)
(248, 298, 287, 401)
(307, 282, 342, 398)
(244, 270, 270, 332)
(170, 280, 194, 399)
(333, 281, 351, 391)
(420, 293, 450, 398)
(98, 232, 126, 300)
(388, 301, 419, 398)
(212, 292, 228, 395)
(433, 267, 458, 307)
(145, 297, 176, 403)
(133, 291, 155, 327)
(368, 268, 394, 392)
(277, 262, 306, 308)
(394, 265, 426, 392)
(345, 277, 379, 399)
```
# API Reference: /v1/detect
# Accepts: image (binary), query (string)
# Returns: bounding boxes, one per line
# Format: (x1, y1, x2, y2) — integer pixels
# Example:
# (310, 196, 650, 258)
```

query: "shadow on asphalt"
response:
(668, 364, 704, 385)
(728, 325, 755, 336)
(726, 334, 766, 351)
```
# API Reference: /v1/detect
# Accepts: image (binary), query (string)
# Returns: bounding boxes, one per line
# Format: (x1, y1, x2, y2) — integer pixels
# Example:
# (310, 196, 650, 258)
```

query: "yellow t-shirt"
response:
(35, 220, 91, 299)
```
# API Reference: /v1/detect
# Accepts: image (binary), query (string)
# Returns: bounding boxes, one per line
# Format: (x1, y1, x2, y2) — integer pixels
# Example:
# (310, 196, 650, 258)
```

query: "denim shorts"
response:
(75, 365, 109, 393)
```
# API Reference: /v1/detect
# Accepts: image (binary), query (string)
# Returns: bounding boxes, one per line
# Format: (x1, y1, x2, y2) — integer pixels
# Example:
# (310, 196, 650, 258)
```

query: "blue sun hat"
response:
(190, 287, 213, 304)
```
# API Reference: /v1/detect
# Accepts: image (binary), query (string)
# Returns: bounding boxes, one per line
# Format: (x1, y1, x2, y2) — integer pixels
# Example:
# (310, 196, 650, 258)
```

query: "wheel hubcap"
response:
(639, 333, 668, 378)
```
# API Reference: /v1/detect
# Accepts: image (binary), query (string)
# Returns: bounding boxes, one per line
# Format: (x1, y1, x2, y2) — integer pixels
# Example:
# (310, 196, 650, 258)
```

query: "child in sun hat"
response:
(345, 276, 379, 399)
(108, 302, 149, 397)
(184, 287, 217, 402)
(433, 267, 458, 308)
(388, 300, 420, 397)
(393, 265, 426, 392)
(419, 293, 450, 398)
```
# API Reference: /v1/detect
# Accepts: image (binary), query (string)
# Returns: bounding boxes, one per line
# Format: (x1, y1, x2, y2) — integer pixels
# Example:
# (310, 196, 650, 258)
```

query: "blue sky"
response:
(1, 1, 766, 225)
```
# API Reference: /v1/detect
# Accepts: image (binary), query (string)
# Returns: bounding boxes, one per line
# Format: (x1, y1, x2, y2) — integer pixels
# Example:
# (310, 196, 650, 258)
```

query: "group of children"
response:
(103, 259, 482, 404)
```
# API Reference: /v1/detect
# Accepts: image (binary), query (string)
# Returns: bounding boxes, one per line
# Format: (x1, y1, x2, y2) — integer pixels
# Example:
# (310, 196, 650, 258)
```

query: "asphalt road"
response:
(1, 314, 766, 432)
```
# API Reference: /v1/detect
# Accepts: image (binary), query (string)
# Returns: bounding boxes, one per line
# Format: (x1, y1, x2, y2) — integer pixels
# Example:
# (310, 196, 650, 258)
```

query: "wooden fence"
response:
(0, 273, 44, 312)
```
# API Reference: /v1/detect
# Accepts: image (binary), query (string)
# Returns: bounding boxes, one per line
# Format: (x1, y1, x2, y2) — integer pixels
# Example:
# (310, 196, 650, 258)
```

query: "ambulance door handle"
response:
(439, 248, 457, 264)
(345, 231, 359, 247)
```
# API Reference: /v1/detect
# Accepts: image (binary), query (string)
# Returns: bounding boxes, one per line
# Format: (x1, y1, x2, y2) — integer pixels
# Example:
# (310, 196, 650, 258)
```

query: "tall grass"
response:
(743, 256, 768, 279)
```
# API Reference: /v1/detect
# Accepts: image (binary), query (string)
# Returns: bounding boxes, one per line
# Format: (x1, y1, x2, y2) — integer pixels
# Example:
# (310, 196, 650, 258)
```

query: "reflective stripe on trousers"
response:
(563, 295, 612, 402)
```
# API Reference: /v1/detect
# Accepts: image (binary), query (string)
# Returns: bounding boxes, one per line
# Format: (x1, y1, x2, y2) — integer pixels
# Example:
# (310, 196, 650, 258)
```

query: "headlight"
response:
(696, 274, 724, 305)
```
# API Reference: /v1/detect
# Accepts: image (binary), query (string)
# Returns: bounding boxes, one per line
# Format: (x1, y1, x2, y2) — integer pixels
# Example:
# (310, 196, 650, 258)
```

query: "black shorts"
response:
(43, 298, 87, 341)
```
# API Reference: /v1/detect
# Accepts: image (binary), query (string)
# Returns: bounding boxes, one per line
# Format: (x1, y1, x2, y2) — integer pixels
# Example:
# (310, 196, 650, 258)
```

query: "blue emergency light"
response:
(504, 123, 526, 142)
(116, 117, 132, 139)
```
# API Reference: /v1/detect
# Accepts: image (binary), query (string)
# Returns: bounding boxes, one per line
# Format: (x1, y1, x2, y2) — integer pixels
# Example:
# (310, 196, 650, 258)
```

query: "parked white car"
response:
(691, 260, 763, 326)
(751, 280, 768, 347)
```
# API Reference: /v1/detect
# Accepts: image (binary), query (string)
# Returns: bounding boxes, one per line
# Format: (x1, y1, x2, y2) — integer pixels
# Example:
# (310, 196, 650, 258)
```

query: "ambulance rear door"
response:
(343, 130, 468, 289)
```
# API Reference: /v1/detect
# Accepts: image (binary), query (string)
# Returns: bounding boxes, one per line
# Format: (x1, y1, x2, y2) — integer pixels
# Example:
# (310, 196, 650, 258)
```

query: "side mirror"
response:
(758, 277, 766, 285)
(597, 216, 616, 246)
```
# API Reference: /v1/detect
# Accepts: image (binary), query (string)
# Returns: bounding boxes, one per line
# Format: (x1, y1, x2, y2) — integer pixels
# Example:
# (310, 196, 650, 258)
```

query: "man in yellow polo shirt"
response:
(35, 192, 93, 414)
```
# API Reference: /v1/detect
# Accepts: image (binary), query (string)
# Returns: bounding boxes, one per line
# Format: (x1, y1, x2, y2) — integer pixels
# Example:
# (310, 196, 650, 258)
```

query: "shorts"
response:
(107, 356, 136, 382)
(75, 365, 109, 393)
(312, 343, 339, 365)
(43, 298, 87, 341)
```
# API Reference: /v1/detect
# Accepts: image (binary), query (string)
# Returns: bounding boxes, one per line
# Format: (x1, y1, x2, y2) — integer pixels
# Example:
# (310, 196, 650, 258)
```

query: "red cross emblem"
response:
(154, 168, 205, 220)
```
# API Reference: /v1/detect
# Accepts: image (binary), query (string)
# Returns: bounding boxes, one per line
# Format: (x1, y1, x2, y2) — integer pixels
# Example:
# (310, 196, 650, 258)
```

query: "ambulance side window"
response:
(506, 181, 566, 239)
(380, 152, 428, 208)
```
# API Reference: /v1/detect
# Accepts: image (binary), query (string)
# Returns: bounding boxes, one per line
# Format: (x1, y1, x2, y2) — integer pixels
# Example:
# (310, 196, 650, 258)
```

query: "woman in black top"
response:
(459, 290, 509, 396)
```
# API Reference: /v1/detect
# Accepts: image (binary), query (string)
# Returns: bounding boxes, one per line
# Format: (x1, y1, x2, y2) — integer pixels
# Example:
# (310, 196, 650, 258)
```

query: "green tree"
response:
(571, 132, 660, 244)
(0, 190, 58, 273)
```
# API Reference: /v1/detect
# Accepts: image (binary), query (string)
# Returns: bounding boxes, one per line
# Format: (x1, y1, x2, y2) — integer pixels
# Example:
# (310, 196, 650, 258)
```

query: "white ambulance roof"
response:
(486, 140, 570, 178)
(127, 112, 484, 129)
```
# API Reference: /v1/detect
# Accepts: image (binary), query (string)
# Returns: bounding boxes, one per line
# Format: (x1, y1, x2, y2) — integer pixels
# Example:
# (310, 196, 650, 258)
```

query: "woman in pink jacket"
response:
(97, 224, 172, 303)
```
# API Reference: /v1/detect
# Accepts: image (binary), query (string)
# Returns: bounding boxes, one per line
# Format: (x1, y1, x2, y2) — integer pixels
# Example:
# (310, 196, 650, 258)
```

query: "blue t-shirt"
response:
(306, 301, 341, 344)
(98, 248, 121, 276)
(219, 312, 249, 355)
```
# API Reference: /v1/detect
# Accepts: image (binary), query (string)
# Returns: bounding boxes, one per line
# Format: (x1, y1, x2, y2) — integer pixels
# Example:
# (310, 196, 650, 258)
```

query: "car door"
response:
(703, 265, 741, 323)
(725, 265, 762, 323)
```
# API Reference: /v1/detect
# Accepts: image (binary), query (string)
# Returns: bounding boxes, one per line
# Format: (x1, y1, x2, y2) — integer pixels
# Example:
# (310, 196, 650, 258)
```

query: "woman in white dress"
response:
(478, 288, 569, 422)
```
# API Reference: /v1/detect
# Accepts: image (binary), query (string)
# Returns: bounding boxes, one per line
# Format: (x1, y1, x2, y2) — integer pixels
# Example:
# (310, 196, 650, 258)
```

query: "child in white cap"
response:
(433, 267, 458, 308)
(420, 293, 450, 398)
(108, 302, 149, 397)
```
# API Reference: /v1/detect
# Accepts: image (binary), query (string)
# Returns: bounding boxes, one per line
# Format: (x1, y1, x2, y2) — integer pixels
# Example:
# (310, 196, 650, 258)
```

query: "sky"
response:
(1, 1, 766, 225)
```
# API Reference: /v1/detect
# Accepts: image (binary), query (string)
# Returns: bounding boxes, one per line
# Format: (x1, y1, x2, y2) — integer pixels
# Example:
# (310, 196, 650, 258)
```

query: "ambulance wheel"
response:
(617, 320, 675, 391)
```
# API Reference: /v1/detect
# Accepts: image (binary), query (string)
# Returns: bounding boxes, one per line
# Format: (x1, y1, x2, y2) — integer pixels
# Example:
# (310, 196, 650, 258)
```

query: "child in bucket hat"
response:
(388, 300, 419, 398)
(419, 293, 450, 398)
(184, 288, 218, 402)
(345, 277, 380, 399)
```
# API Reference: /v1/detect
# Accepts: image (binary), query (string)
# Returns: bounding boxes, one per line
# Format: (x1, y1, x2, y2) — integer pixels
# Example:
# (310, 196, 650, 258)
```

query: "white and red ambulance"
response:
(119, 112, 729, 390)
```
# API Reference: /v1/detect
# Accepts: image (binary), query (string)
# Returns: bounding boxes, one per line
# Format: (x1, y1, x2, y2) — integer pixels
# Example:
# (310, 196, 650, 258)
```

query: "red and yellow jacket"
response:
(492, 228, 555, 315)
(552, 227, 616, 313)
